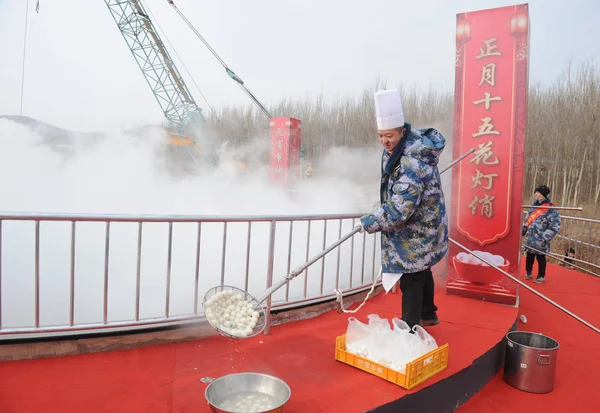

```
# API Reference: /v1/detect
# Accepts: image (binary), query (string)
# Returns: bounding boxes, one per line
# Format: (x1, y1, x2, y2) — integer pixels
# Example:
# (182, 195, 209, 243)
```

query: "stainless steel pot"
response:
(203, 372, 291, 413)
(503, 331, 559, 393)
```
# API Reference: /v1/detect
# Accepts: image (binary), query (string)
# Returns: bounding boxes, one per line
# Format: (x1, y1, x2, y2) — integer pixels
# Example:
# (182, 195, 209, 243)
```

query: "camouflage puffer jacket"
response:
(523, 198, 561, 253)
(360, 127, 448, 274)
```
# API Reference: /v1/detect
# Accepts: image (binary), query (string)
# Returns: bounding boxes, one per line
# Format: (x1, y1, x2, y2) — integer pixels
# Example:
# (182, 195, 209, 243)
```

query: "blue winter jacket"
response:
(360, 126, 448, 274)
(523, 198, 561, 253)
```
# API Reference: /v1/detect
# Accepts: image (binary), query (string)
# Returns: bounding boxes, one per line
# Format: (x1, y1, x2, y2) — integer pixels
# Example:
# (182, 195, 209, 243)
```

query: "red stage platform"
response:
(0, 279, 518, 412)
(458, 262, 600, 413)
(0, 263, 597, 412)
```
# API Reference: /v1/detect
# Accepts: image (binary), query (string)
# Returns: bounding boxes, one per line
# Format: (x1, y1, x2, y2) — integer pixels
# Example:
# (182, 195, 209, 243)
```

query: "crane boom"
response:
(103, 0, 215, 165)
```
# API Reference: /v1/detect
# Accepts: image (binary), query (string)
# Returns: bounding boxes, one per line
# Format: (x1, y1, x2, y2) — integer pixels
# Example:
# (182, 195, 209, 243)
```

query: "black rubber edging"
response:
(368, 317, 518, 413)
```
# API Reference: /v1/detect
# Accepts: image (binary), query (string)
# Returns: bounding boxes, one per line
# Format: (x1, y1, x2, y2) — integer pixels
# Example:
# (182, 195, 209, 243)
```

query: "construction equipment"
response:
(103, 0, 217, 167)
(20, 1, 279, 172)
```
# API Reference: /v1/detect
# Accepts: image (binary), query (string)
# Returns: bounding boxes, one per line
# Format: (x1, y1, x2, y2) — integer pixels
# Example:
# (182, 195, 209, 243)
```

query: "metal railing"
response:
(551, 215, 600, 275)
(0, 212, 380, 340)
(3, 208, 595, 341)
(521, 210, 600, 275)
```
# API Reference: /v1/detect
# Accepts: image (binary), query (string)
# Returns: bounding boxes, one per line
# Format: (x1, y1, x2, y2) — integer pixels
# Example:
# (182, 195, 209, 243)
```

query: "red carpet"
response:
(0, 282, 517, 413)
(458, 263, 600, 413)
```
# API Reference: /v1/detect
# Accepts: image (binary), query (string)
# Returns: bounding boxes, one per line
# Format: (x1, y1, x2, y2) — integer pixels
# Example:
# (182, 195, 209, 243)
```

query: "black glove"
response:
(521, 226, 527, 236)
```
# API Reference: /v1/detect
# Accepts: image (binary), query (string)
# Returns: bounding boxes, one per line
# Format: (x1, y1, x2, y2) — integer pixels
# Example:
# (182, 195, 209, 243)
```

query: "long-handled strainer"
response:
(203, 225, 362, 339)
(203, 147, 477, 339)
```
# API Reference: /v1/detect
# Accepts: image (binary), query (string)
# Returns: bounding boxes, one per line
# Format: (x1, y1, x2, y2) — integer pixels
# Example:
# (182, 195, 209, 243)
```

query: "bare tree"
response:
(206, 61, 600, 219)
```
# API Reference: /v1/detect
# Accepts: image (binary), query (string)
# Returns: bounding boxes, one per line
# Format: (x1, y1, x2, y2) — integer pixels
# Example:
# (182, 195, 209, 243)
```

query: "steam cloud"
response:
(0, 119, 386, 329)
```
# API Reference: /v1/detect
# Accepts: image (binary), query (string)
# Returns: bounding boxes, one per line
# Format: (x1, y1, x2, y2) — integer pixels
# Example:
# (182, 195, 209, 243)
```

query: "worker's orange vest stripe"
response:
(524, 202, 552, 228)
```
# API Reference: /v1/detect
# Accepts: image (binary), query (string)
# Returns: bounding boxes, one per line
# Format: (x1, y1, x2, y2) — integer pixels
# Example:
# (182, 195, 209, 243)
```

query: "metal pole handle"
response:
(258, 226, 362, 303)
(256, 147, 477, 305)
(521, 206, 583, 211)
(450, 238, 600, 335)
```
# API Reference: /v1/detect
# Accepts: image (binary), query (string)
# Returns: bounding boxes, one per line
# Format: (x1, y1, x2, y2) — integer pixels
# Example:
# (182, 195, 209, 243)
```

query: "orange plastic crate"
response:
(335, 334, 449, 390)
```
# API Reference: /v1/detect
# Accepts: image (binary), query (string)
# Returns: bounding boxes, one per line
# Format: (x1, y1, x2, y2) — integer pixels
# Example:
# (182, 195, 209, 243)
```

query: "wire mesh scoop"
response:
(202, 226, 362, 339)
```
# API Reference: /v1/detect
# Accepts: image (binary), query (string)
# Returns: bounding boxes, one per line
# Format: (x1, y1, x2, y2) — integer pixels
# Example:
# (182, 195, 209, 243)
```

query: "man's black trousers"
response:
(399, 268, 438, 329)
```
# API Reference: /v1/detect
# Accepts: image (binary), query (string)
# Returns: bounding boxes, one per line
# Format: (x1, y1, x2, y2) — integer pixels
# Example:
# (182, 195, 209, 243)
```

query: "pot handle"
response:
(537, 355, 551, 365)
(200, 377, 215, 384)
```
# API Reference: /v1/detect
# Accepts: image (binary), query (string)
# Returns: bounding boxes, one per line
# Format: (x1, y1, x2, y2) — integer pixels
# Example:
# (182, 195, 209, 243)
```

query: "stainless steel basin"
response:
(204, 372, 291, 413)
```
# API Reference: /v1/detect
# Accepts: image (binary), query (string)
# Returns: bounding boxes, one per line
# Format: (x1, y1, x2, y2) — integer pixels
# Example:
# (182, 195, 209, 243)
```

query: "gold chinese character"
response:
(275, 139, 283, 149)
(365, 362, 371, 369)
(472, 117, 500, 138)
(275, 127, 285, 137)
(468, 196, 479, 215)
(474, 92, 502, 110)
(471, 169, 498, 190)
(478, 63, 497, 87)
(274, 167, 283, 174)
(479, 194, 495, 218)
(470, 141, 500, 165)
(276, 152, 283, 162)
(467, 194, 496, 218)
(476, 37, 502, 59)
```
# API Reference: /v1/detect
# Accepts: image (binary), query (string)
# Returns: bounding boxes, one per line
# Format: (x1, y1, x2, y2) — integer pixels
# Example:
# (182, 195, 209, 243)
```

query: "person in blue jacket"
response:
(522, 185, 561, 283)
(359, 89, 448, 329)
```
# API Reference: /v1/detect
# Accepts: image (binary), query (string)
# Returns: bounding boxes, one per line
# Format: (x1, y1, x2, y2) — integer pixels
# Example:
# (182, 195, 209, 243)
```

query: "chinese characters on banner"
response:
(447, 4, 530, 305)
(269, 118, 302, 188)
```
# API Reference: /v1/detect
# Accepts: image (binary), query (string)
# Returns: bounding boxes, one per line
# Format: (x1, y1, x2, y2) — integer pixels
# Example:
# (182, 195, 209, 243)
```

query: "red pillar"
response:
(269, 117, 301, 188)
(446, 5, 530, 306)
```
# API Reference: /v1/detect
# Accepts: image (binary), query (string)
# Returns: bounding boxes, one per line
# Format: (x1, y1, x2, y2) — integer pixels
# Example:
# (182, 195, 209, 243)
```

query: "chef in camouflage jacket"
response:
(359, 89, 448, 329)
(522, 185, 561, 283)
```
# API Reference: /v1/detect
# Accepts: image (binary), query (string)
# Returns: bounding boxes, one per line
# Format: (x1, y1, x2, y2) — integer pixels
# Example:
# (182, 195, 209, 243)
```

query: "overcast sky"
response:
(0, 0, 598, 131)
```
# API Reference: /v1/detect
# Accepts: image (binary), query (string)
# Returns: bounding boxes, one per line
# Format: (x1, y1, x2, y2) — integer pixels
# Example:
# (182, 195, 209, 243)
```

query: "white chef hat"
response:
(374, 89, 405, 130)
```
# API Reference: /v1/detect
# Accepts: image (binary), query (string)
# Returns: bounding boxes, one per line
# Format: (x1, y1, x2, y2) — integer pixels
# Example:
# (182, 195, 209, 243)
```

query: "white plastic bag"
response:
(391, 317, 411, 334)
(413, 324, 438, 353)
(390, 318, 439, 373)
(344, 315, 439, 375)
(367, 314, 391, 331)
(345, 317, 371, 357)
(366, 315, 396, 366)
(388, 318, 415, 373)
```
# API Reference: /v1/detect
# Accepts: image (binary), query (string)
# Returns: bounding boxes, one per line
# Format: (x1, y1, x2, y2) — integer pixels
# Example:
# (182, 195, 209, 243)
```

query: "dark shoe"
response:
(525, 273, 532, 280)
(534, 277, 546, 284)
(420, 317, 440, 327)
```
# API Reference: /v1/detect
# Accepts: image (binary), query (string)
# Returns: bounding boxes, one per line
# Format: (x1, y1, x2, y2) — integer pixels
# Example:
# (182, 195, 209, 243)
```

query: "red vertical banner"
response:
(269, 117, 302, 187)
(447, 4, 530, 305)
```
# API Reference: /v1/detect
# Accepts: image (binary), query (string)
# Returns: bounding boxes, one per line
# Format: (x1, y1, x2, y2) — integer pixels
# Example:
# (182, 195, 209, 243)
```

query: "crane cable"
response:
(20, 0, 31, 116)
(168, 1, 273, 120)
(142, 1, 233, 141)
